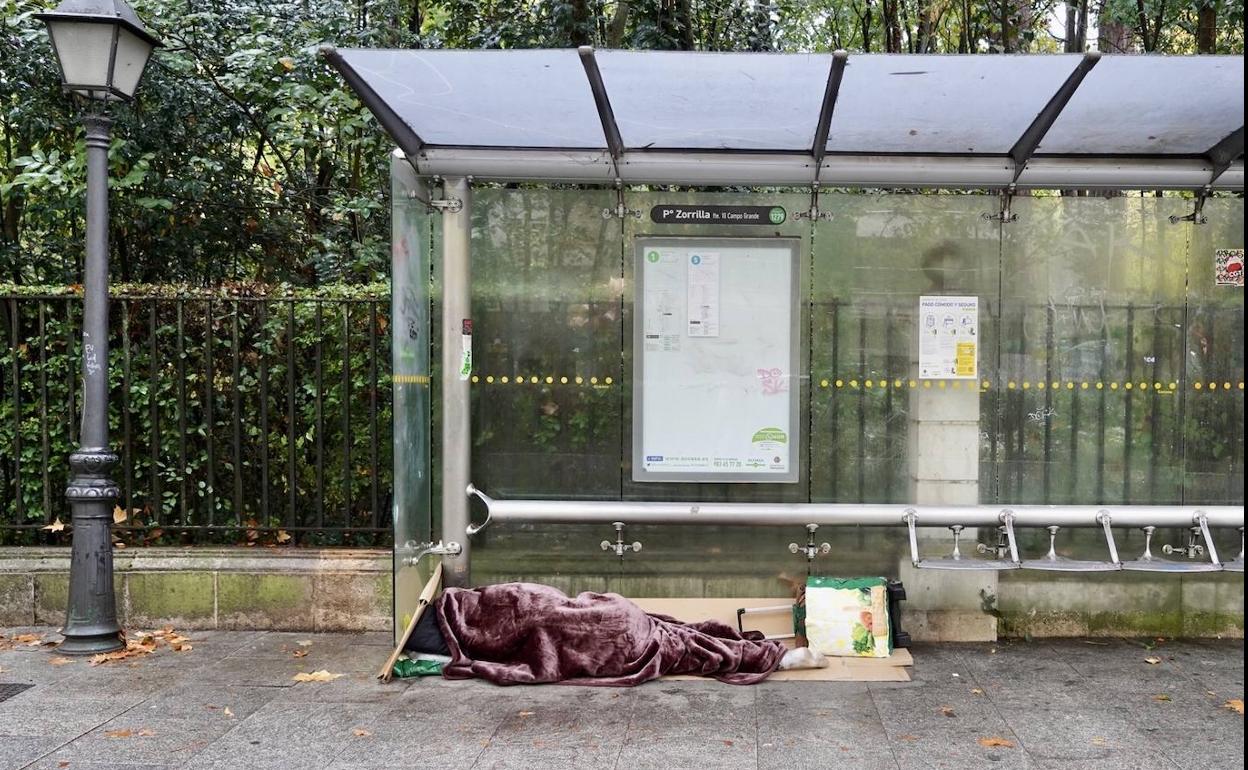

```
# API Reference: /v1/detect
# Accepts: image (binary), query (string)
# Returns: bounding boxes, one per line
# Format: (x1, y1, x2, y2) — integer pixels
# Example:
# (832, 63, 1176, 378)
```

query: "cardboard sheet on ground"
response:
(632, 598, 913, 682)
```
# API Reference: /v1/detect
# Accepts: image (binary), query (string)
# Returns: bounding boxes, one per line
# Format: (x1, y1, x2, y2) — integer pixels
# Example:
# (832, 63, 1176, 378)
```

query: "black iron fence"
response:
(0, 290, 393, 546)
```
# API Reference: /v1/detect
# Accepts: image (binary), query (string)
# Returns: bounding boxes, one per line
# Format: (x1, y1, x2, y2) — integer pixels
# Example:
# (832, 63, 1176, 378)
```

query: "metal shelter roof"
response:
(323, 47, 1245, 190)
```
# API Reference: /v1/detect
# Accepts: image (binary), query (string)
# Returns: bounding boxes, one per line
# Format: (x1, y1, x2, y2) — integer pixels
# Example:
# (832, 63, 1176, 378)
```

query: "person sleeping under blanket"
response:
(405, 582, 827, 686)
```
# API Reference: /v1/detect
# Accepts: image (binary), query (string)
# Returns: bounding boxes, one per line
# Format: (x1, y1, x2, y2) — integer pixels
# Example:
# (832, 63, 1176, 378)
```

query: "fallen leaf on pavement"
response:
(898, 735, 919, 742)
(224, 708, 234, 718)
(137, 729, 155, 737)
(1153, 694, 1172, 702)
(939, 706, 956, 718)
(1225, 699, 1244, 715)
(353, 729, 372, 737)
(517, 711, 534, 717)
(1144, 656, 1161, 665)
(104, 729, 133, 739)
(971, 688, 984, 695)
(1091, 737, 1109, 747)
(297, 640, 312, 647)
(15, 634, 43, 646)
(0, 666, 7, 674)
(977, 737, 1015, 748)
(49, 656, 74, 666)
(292, 670, 343, 683)
(722, 740, 734, 747)
(58, 762, 68, 768)
(276, 530, 292, 544)
(292, 650, 308, 658)
(43, 518, 66, 532)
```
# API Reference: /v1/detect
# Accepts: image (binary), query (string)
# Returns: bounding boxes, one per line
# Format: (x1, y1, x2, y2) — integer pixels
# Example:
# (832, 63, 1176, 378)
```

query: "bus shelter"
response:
(323, 47, 1245, 636)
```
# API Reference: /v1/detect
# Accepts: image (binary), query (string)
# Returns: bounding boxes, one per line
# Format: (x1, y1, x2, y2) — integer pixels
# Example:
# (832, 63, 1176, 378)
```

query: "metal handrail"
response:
(465, 486, 1243, 531)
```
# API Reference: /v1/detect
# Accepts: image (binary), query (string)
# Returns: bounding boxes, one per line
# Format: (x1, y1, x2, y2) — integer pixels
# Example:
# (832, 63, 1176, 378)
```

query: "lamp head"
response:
(36, 0, 162, 102)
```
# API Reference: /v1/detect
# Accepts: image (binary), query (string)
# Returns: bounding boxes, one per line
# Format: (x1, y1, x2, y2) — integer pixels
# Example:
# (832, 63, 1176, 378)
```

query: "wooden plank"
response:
(377, 562, 443, 682)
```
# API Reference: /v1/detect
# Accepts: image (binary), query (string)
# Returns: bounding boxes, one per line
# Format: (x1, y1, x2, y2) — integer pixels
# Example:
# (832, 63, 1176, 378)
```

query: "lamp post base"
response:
(59, 447, 125, 655)
(58, 630, 124, 656)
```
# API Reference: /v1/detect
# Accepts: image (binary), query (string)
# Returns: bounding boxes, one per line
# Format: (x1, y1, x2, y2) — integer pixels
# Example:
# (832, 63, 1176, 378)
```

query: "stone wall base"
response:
(0, 547, 390, 632)
(2, 547, 1241, 640)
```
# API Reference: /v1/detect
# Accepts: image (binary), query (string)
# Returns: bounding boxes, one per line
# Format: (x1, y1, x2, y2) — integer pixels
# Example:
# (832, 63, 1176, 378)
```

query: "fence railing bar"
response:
(1043, 305, 1054, 503)
(149, 302, 161, 523)
(315, 301, 325, 530)
(177, 300, 188, 527)
(368, 301, 380, 530)
(1148, 309, 1163, 501)
(9, 298, 23, 526)
(1124, 303, 1135, 504)
(232, 300, 243, 525)
(205, 299, 216, 527)
(884, 308, 898, 502)
(1069, 308, 1080, 502)
(1096, 321, 1108, 503)
(829, 299, 840, 501)
(38, 301, 51, 523)
(121, 300, 134, 516)
(286, 300, 297, 529)
(857, 314, 866, 503)
(259, 300, 270, 523)
(342, 303, 352, 534)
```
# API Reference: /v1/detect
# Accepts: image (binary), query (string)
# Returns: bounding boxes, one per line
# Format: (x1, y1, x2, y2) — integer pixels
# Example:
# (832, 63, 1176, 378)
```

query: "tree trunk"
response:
(1196, 2, 1215, 52)
(678, 0, 695, 50)
(1000, 0, 1012, 52)
(567, 0, 592, 46)
(607, 0, 629, 47)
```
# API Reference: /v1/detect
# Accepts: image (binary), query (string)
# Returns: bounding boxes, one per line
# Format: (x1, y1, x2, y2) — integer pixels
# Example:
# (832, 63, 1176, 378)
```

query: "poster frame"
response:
(632, 235, 802, 484)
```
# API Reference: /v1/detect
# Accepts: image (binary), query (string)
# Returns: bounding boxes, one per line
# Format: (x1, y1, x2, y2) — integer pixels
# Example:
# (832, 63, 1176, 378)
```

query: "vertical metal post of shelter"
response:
(439, 177, 472, 586)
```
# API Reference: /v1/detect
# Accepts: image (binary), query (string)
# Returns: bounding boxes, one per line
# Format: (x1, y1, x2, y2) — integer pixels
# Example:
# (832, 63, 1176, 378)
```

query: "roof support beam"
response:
(577, 46, 625, 177)
(1007, 51, 1100, 185)
(1205, 125, 1244, 186)
(319, 45, 424, 156)
(811, 50, 849, 173)
(410, 147, 1244, 190)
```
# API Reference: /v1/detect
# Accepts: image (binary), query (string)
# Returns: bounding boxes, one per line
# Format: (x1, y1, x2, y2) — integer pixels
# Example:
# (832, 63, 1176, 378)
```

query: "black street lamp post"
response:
(36, 0, 161, 656)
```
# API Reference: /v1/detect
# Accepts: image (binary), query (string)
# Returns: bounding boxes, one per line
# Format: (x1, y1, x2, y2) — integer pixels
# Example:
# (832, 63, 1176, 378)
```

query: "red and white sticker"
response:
(1216, 249, 1244, 287)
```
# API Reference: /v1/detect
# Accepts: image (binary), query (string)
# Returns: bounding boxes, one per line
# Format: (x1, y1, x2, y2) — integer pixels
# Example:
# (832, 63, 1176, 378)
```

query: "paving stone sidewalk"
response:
(1, 627, 1243, 770)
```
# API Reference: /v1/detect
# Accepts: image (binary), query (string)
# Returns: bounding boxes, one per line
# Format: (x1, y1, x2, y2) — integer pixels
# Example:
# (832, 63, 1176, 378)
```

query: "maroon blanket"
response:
(435, 583, 785, 686)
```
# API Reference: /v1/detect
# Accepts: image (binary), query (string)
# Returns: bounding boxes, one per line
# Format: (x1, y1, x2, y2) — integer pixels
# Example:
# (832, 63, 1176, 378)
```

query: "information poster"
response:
(918, 296, 978, 380)
(635, 237, 800, 483)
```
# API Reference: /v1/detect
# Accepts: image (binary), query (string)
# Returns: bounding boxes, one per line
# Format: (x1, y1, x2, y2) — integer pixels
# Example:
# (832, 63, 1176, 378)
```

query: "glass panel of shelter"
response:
(595, 51, 830, 151)
(337, 49, 607, 148)
(414, 183, 1243, 590)
(391, 169, 436, 636)
(1038, 55, 1244, 156)
(811, 192, 1004, 572)
(456, 189, 623, 594)
(825, 55, 1077, 154)
(1000, 195, 1192, 565)
(1184, 197, 1246, 568)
